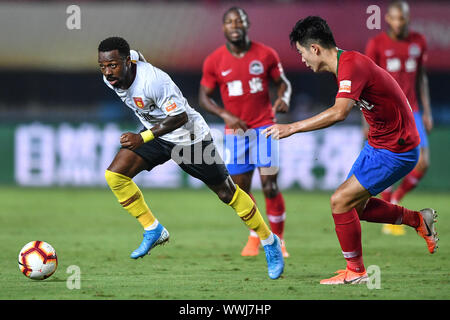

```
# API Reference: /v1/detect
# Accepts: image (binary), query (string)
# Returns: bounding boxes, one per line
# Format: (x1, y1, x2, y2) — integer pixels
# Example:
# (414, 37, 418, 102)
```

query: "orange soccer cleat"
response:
(415, 208, 439, 254)
(241, 235, 260, 256)
(320, 268, 368, 285)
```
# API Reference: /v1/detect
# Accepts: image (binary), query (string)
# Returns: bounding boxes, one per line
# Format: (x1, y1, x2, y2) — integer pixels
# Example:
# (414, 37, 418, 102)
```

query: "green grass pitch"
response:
(0, 186, 448, 300)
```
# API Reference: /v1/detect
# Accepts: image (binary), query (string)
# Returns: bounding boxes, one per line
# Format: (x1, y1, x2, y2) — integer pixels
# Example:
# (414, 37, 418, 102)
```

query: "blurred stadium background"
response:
(1, 0, 450, 302)
(0, 0, 449, 191)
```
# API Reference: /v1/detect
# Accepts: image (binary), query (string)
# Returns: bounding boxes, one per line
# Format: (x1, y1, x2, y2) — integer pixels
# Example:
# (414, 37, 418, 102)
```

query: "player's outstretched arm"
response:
(198, 85, 248, 131)
(263, 98, 355, 139)
(120, 112, 188, 150)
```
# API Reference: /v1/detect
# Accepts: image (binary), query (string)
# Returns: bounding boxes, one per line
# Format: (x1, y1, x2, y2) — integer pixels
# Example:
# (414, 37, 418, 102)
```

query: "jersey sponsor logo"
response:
(249, 77, 263, 94)
(133, 97, 145, 109)
(164, 100, 178, 112)
(405, 58, 417, 72)
(227, 80, 244, 96)
(221, 69, 232, 77)
(249, 60, 264, 75)
(387, 58, 401, 72)
(338, 80, 352, 93)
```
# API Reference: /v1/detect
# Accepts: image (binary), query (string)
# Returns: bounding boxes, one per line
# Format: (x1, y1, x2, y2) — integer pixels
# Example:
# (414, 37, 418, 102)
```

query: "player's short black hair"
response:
(289, 16, 336, 49)
(98, 36, 130, 59)
(387, 0, 409, 13)
(222, 6, 249, 25)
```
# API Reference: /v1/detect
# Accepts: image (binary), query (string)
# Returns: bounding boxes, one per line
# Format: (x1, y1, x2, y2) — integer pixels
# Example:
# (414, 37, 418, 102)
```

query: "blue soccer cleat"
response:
(263, 234, 285, 279)
(130, 223, 170, 259)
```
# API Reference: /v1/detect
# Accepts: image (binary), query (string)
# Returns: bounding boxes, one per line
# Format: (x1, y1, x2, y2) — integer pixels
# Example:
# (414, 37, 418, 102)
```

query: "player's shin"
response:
(332, 209, 365, 273)
(265, 192, 286, 239)
(105, 170, 157, 229)
(228, 185, 272, 242)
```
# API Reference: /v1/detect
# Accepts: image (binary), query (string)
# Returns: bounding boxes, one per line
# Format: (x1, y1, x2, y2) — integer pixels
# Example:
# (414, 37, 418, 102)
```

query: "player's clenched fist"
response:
(262, 124, 294, 140)
(120, 132, 144, 150)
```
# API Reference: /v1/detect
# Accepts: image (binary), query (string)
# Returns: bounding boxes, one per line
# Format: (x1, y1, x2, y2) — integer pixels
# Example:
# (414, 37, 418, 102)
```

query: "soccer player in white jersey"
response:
(98, 37, 284, 279)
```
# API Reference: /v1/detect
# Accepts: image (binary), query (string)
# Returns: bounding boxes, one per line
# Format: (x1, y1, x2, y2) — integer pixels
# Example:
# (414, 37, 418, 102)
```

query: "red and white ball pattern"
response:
(18, 241, 58, 280)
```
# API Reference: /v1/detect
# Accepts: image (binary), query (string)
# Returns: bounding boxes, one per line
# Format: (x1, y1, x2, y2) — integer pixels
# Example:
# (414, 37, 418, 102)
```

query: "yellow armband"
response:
(140, 130, 155, 143)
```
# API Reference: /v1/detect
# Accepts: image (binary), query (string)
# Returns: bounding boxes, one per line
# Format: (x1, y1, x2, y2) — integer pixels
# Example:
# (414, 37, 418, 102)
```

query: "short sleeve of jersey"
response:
(200, 55, 217, 89)
(419, 34, 428, 67)
(336, 55, 368, 101)
(266, 47, 283, 80)
(145, 71, 186, 116)
(365, 38, 379, 65)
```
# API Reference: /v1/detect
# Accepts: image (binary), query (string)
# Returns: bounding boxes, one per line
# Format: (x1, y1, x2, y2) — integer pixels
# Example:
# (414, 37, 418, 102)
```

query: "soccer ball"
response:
(18, 241, 58, 280)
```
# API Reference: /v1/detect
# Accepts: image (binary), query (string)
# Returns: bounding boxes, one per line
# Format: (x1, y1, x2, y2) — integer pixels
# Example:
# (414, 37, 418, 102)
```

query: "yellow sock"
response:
(105, 170, 156, 229)
(228, 185, 271, 240)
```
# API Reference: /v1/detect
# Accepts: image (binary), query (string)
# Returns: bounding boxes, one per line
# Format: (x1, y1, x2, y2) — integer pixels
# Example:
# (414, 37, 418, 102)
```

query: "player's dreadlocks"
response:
(289, 16, 337, 49)
(98, 36, 130, 59)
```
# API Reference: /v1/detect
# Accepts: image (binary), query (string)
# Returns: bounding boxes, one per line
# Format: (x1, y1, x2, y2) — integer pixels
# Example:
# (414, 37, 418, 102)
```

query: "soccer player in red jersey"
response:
(263, 16, 438, 284)
(199, 7, 292, 258)
(365, 1, 433, 236)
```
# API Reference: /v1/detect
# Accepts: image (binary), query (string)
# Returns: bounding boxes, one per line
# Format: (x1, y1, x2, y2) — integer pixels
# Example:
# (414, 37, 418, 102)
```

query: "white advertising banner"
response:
(14, 123, 363, 190)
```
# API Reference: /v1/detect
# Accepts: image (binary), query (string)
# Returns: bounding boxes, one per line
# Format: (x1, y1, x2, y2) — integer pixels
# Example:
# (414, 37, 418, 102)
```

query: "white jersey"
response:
(103, 60, 210, 145)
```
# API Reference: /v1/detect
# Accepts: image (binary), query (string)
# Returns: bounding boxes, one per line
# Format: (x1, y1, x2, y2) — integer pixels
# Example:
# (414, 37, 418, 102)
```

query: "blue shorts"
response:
(347, 141, 419, 196)
(224, 125, 279, 175)
(414, 111, 428, 148)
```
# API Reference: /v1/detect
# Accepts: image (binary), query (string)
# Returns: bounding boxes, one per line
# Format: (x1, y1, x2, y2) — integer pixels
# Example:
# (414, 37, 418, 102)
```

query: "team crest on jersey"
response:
(249, 60, 264, 75)
(409, 43, 421, 57)
(133, 97, 145, 109)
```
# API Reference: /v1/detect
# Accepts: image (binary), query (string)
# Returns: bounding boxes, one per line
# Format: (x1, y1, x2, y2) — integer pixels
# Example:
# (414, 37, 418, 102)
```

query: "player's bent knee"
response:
(262, 183, 278, 198)
(216, 188, 234, 204)
(330, 191, 348, 212)
(105, 169, 131, 190)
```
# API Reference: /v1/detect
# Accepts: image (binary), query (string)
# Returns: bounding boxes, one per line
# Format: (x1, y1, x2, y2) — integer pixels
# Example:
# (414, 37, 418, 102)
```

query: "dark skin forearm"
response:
(198, 85, 248, 131)
(120, 112, 188, 150)
(417, 66, 433, 132)
(271, 76, 290, 113)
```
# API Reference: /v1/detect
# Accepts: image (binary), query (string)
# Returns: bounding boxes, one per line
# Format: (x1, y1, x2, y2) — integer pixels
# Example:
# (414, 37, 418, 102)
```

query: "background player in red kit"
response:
(264, 16, 438, 285)
(365, 1, 433, 236)
(199, 7, 292, 257)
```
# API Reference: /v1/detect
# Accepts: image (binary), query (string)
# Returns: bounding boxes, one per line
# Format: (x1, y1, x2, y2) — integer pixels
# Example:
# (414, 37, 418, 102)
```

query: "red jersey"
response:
(201, 41, 284, 129)
(336, 50, 420, 153)
(365, 31, 427, 112)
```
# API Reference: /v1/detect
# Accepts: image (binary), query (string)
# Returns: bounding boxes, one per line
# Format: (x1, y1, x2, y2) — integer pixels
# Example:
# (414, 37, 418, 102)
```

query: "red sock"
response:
(265, 192, 286, 239)
(360, 198, 420, 228)
(391, 169, 424, 203)
(332, 209, 364, 273)
(380, 186, 393, 202)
